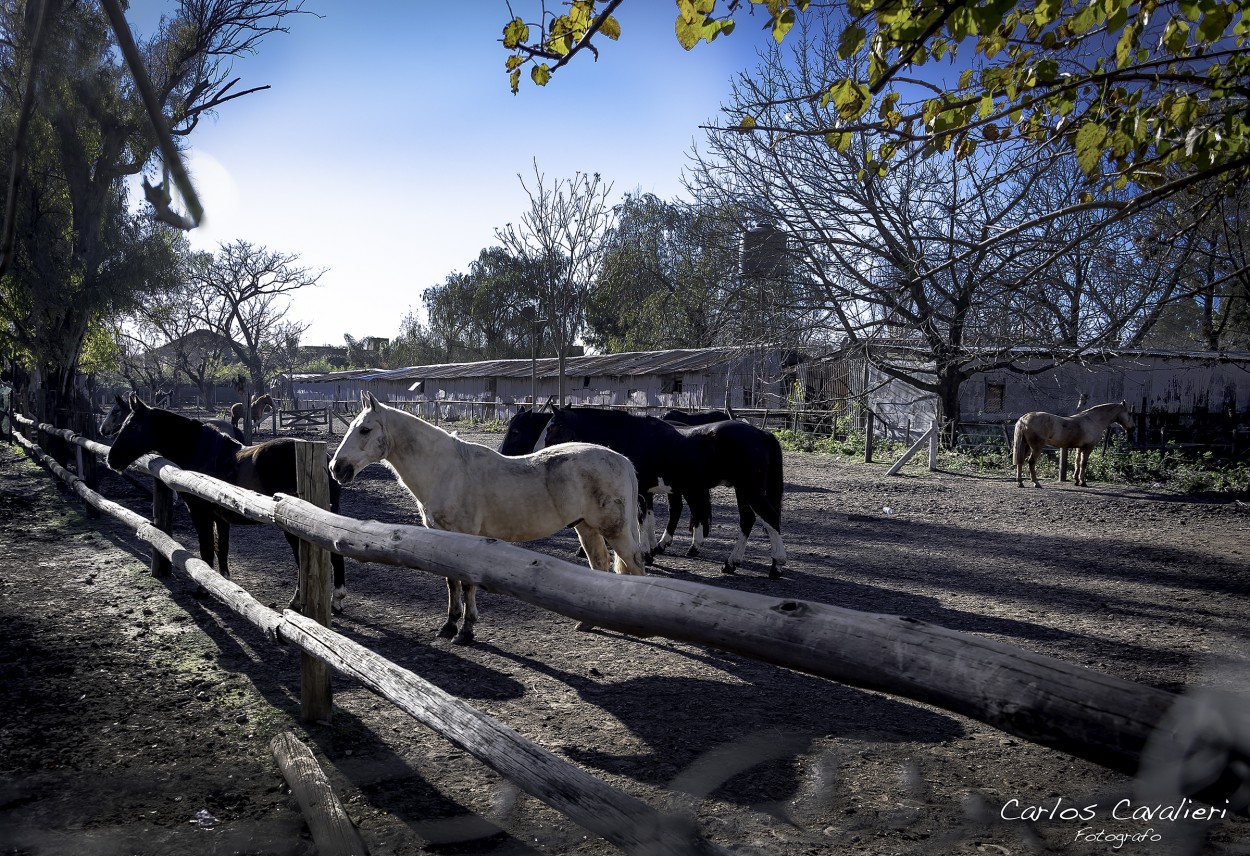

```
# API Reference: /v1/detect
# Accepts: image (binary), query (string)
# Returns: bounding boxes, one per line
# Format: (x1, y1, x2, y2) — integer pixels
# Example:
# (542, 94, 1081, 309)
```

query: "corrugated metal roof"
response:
(298, 346, 754, 384)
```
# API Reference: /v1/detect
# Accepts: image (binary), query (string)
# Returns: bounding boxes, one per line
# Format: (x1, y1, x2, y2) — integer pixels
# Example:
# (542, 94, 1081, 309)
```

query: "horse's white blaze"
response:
(533, 419, 552, 451)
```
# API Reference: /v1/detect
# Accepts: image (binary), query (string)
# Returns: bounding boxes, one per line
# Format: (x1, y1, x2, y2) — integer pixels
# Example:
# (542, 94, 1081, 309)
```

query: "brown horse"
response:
(230, 393, 274, 430)
(1013, 400, 1135, 488)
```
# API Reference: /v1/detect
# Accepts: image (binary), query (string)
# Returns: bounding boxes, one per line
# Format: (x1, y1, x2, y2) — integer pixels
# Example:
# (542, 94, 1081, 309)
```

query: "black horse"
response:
(101, 394, 242, 442)
(499, 406, 693, 562)
(106, 395, 348, 612)
(501, 406, 786, 577)
(661, 408, 734, 426)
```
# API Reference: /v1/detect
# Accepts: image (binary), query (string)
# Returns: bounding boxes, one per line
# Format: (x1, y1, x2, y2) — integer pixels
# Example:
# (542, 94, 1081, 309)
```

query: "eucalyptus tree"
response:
(0, 0, 305, 419)
(585, 193, 744, 352)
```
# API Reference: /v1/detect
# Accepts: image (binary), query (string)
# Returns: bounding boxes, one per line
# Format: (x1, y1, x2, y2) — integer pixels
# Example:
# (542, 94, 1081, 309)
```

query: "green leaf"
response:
(1074, 121, 1108, 173)
(502, 17, 530, 50)
(1070, 2, 1105, 34)
(1034, 0, 1063, 25)
(600, 15, 622, 40)
(1197, 2, 1234, 41)
(838, 24, 867, 59)
(828, 78, 872, 121)
(509, 68, 521, 94)
(772, 8, 795, 42)
(531, 64, 551, 86)
(824, 130, 852, 151)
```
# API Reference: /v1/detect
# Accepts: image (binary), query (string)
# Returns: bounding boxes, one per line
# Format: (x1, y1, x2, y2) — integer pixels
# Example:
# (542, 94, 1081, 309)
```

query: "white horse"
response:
(329, 392, 647, 644)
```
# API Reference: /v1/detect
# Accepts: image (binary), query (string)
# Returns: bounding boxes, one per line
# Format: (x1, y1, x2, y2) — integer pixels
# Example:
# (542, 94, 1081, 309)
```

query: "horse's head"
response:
(498, 407, 553, 455)
(106, 394, 157, 472)
(330, 391, 389, 484)
(538, 407, 579, 449)
(99, 394, 130, 437)
(1115, 400, 1136, 434)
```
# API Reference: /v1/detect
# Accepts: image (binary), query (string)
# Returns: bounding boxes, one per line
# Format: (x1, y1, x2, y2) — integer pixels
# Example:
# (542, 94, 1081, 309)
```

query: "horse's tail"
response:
(613, 468, 648, 575)
(1011, 417, 1027, 467)
(765, 429, 784, 512)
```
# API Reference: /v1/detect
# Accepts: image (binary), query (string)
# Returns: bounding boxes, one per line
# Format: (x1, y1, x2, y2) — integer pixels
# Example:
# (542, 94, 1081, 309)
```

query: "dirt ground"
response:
(1, 425, 1249, 856)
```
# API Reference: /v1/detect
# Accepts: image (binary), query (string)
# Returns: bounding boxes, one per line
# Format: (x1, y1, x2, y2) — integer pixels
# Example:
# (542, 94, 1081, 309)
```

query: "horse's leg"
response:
(655, 493, 680, 555)
(1027, 445, 1042, 488)
(641, 493, 658, 564)
(216, 520, 231, 579)
(1075, 447, 1091, 486)
(438, 578, 462, 640)
(751, 489, 786, 580)
(452, 583, 477, 646)
(574, 522, 612, 572)
(330, 553, 347, 614)
(283, 531, 304, 612)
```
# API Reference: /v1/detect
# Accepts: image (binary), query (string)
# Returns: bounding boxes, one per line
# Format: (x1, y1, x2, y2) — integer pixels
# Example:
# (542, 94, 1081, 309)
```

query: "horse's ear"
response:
(129, 392, 147, 411)
(363, 391, 379, 410)
(114, 394, 125, 407)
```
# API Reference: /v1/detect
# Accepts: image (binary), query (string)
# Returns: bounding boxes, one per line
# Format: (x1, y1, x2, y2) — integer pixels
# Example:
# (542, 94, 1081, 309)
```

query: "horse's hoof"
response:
(436, 624, 457, 640)
(575, 621, 596, 632)
(721, 564, 736, 575)
(686, 546, 699, 558)
(451, 629, 475, 646)
(768, 563, 782, 580)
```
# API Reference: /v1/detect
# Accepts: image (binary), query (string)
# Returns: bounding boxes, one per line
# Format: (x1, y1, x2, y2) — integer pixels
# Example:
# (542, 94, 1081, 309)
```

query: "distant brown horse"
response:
(1013, 400, 1135, 488)
(231, 394, 274, 430)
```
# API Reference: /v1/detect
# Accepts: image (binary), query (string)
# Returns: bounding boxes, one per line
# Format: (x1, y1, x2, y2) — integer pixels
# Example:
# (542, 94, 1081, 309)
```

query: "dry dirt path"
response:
(1, 430, 1248, 855)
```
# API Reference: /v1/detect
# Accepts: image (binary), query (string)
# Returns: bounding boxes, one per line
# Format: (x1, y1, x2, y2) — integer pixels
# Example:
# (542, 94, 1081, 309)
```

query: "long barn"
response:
(285, 346, 796, 420)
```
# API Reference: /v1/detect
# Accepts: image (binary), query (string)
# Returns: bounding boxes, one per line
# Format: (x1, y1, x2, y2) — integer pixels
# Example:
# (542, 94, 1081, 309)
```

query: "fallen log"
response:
(270, 732, 368, 856)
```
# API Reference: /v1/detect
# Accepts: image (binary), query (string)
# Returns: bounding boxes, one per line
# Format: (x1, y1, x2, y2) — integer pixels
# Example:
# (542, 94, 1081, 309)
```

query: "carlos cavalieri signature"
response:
(999, 796, 1230, 823)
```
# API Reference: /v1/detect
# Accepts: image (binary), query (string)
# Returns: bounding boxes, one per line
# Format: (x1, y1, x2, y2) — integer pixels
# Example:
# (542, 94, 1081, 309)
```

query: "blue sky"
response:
(123, 2, 772, 346)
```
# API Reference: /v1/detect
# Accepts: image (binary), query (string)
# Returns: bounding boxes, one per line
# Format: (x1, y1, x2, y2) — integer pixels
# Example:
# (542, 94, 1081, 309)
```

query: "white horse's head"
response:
(330, 391, 389, 484)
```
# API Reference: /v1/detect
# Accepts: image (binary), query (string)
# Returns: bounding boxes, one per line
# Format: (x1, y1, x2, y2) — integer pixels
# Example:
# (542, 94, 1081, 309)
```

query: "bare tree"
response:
(188, 239, 318, 397)
(497, 160, 615, 403)
(687, 22, 1200, 435)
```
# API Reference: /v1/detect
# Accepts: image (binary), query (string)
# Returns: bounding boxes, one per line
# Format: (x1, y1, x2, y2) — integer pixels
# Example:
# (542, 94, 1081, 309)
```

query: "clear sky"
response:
(122, 2, 771, 347)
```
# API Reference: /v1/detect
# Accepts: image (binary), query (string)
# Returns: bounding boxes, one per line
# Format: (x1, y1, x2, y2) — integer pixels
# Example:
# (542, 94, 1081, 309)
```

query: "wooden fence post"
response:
(864, 411, 875, 463)
(151, 480, 174, 578)
(928, 421, 939, 471)
(295, 440, 333, 723)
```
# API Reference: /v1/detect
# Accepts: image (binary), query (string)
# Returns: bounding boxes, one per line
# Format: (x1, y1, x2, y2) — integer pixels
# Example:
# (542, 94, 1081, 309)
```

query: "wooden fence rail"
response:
(10, 415, 725, 856)
(10, 414, 1250, 825)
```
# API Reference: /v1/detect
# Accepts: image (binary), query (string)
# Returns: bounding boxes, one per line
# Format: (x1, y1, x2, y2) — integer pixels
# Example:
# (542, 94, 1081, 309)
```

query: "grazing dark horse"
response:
(661, 409, 733, 426)
(106, 395, 347, 612)
(1013, 400, 1136, 488)
(231, 394, 274, 430)
(503, 406, 787, 578)
(101, 394, 242, 442)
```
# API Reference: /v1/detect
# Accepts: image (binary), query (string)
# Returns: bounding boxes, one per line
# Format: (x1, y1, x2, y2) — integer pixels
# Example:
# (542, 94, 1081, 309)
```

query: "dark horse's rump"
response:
(106, 395, 346, 612)
(504, 406, 787, 577)
(661, 409, 732, 426)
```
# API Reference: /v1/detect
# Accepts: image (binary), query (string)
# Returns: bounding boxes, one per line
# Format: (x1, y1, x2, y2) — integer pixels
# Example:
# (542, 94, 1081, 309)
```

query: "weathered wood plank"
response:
(295, 440, 333, 723)
(270, 492, 1250, 808)
(279, 611, 723, 856)
(269, 731, 368, 856)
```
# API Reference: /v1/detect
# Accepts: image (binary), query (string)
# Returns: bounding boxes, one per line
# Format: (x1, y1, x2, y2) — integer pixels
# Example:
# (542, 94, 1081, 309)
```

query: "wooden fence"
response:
(8, 414, 1250, 850)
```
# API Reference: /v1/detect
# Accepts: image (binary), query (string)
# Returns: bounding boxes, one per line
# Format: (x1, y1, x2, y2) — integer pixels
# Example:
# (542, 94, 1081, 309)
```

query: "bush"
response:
(774, 427, 1250, 496)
